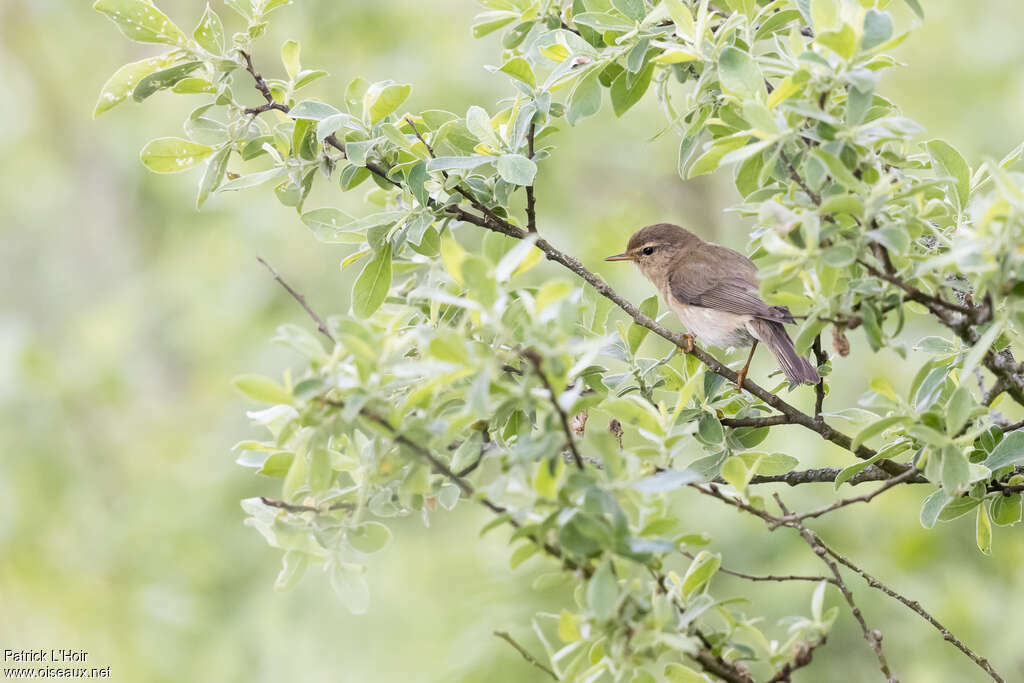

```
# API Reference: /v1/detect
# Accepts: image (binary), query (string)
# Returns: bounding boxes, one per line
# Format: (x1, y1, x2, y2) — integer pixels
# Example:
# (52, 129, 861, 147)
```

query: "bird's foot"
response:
(681, 334, 695, 354)
(734, 367, 747, 391)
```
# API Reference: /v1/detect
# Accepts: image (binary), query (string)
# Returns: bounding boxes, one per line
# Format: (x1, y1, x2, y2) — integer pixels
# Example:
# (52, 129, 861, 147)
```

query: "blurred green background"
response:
(1, 1, 1022, 681)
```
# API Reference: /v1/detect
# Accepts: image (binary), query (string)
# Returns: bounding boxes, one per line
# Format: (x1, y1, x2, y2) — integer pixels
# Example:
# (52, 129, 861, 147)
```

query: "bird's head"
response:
(604, 223, 700, 282)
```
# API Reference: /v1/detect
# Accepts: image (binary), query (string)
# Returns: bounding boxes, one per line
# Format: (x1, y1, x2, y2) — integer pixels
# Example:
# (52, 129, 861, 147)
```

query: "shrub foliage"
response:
(95, 0, 1023, 680)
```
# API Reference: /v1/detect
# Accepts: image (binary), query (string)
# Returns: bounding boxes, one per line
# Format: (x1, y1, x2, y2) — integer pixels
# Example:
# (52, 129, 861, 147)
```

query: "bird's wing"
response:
(668, 247, 791, 323)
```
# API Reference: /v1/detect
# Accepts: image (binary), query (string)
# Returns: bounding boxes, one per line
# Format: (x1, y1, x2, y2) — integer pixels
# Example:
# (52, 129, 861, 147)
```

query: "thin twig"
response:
(523, 349, 584, 470)
(858, 259, 973, 315)
(825, 547, 1004, 682)
(771, 494, 895, 682)
(783, 465, 920, 523)
(259, 496, 354, 512)
(681, 551, 835, 585)
(692, 484, 895, 680)
(239, 51, 289, 114)
(256, 257, 336, 344)
(493, 631, 557, 680)
(525, 121, 537, 233)
(779, 149, 821, 205)
(812, 335, 827, 418)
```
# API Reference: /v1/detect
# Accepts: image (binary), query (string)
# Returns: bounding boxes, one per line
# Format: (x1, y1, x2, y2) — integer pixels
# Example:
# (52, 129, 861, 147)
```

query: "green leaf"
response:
(861, 10, 893, 51)
(93, 0, 188, 45)
(919, 489, 950, 529)
(738, 452, 798, 476)
(509, 543, 539, 569)
(274, 550, 310, 592)
(982, 431, 1024, 470)
(940, 446, 971, 495)
(498, 57, 535, 88)
(633, 468, 703, 493)
(197, 145, 230, 208)
(281, 40, 301, 80)
(587, 561, 618, 621)
(835, 449, 890, 489)
(610, 63, 654, 117)
(132, 61, 203, 102)
(976, 502, 992, 555)
(234, 374, 292, 404)
(664, 663, 706, 683)
(627, 296, 658, 353)
(663, 0, 695, 37)
(329, 561, 370, 614)
(961, 321, 1002, 378)
(348, 522, 392, 554)
(688, 137, 748, 178)
(926, 139, 971, 208)
(915, 336, 957, 354)
(992, 493, 1022, 526)
(290, 100, 342, 121)
(94, 55, 173, 117)
(612, 0, 645, 22)
(718, 47, 763, 98)
(426, 155, 494, 173)
(816, 24, 856, 60)
(496, 154, 537, 185)
(680, 550, 720, 596)
(720, 456, 750, 492)
(946, 385, 975, 435)
(851, 415, 907, 450)
(193, 4, 224, 54)
(364, 81, 412, 125)
(903, 0, 924, 20)
(139, 137, 214, 173)
(352, 243, 392, 318)
(567, 70, 602, 126)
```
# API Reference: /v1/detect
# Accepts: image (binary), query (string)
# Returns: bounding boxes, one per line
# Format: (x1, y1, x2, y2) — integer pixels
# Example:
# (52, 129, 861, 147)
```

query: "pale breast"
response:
(660, 286, 757, 349)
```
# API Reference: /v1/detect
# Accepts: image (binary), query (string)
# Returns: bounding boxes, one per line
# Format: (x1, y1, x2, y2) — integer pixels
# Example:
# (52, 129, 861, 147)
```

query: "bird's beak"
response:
(604, 252, 633, 262)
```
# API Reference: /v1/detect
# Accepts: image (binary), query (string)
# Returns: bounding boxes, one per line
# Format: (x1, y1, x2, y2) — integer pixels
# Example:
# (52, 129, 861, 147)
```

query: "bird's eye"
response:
(641, 246, 655, 256)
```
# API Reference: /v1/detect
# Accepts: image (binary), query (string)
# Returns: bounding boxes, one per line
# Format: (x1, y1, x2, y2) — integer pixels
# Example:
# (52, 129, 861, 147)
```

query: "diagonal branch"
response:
(781, 465, 920, 523)
(772, 494, 896, 682)
(257, 257, 336, 344)
(235, 51, 914, 479)
(691, 483, 1004, 682)
(824, 547, 1005, 682)
(493, 631, 558, 680)
(523, 349, 584, 470)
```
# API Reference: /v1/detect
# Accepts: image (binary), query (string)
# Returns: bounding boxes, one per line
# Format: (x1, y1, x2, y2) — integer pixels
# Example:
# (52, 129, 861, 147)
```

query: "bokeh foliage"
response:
(4, 0, 1024, 681)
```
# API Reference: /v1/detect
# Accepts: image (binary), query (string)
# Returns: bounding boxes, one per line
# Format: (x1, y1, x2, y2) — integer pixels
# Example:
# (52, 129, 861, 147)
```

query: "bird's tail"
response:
(751, 319, 821, 385)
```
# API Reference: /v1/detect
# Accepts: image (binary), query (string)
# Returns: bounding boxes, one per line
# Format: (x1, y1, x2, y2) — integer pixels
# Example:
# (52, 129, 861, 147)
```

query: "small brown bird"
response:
(605, 223, 820, 386)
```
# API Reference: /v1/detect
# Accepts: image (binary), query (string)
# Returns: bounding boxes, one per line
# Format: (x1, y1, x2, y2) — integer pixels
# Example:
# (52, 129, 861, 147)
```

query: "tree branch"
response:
(237, 50, 917, 480)
(259, 496, 354, 512)
(523, 349, 584, 470)
(812, 335, 827, 418)
(681, 551, 835, 585)
(824, 546, 1004, 682)
(691, 483, 1004, 682)
(719, 414, 793, 428)
(493, 631, 558, 680)
(772, 494, 895, 682)
(781, 465, 920, 523)
(525, 121, 537, 233)
(256, 257, 336, 344)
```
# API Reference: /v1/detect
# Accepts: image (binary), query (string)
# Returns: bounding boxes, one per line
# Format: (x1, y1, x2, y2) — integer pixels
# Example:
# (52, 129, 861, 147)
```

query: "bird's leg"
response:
(735, 341, 758, 390)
